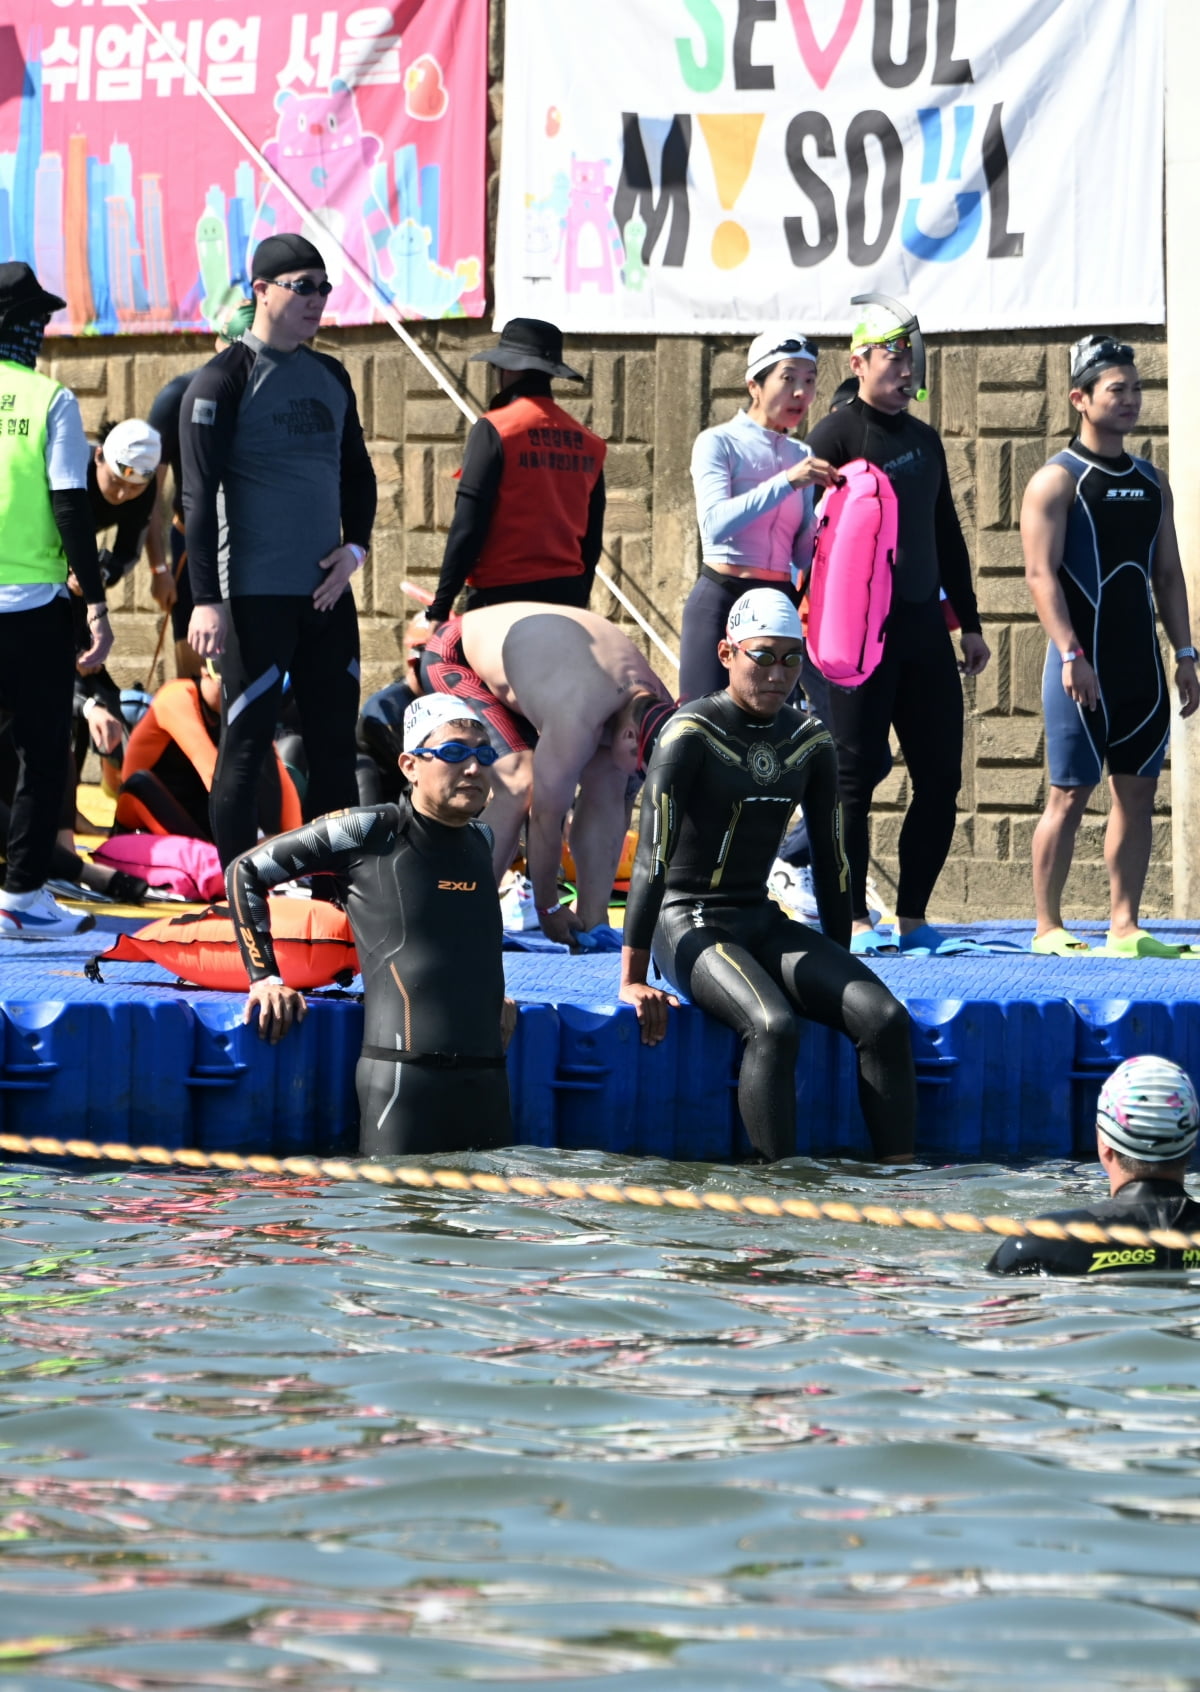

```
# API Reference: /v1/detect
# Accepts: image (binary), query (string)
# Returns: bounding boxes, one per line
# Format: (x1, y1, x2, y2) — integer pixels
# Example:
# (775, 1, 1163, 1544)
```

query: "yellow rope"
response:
(3, 1131, 1199, 1253)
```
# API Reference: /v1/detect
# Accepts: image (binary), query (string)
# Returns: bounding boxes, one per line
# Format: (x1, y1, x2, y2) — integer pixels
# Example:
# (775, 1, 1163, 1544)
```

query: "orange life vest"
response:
(101, 899, 358, 992)
(469, 394, 605, 591)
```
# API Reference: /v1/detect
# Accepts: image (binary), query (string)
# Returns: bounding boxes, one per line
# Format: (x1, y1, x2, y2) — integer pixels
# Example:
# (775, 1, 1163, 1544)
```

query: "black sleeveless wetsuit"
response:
(801, 397, 980, 922)
(624, 690, 916, 1161)
(988, 1180, 1200, 1276)
(1042, 439, 1169, 786)
(228, 799, 511, 1157)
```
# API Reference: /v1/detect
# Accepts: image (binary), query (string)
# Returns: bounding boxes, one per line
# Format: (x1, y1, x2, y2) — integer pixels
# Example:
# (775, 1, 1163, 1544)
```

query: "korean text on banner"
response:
(494, 0, 1164, 334)
(0, 0, 488, 334)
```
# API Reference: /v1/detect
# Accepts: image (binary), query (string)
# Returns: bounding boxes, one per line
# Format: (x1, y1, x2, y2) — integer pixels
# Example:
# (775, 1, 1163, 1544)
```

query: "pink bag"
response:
(91, 834, 225, 902)
(805, 459, 897, 688)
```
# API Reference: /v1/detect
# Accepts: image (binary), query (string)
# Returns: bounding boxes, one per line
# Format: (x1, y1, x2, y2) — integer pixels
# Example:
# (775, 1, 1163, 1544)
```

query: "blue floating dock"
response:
(3, 916, 1200, 1162)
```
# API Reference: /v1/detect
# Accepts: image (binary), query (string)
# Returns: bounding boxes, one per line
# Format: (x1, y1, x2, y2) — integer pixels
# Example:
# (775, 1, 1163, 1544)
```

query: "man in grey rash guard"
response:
(180, 233, 376, 865)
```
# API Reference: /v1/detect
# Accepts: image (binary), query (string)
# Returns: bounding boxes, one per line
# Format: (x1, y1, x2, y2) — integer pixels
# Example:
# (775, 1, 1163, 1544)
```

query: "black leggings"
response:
(355, 1054, 513, 1158)
(679, 568, 800, 702)
(804, 603, 962, 923)
(0, 599, 76, 895)
(212, 594, 360, 865)
(655, 902, 915, 1161)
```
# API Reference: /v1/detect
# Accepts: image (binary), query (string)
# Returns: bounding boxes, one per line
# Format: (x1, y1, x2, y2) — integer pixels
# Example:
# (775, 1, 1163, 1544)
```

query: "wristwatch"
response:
(1176, 645, 1198, 662)
(347, 543, 368, 566)
(1060, 647, 1085, 664)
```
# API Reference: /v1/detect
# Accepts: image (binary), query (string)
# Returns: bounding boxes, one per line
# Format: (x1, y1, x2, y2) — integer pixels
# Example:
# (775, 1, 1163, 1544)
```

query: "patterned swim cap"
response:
(1096, 1055, 1200, 1162)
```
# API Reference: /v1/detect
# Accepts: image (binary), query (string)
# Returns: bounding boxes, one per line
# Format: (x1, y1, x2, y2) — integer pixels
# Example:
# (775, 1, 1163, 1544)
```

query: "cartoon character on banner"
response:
(247, 80, 383, 322)
(383, 219, 481, 317)
(563, 157, 624, 295)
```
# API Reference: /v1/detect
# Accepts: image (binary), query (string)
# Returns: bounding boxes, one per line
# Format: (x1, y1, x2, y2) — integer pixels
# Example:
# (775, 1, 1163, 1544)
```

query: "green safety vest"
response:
(0, 359, 67, 587)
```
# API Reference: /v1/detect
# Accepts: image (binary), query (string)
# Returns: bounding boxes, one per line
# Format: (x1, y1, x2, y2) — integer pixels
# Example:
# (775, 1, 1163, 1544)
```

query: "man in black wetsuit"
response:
(227, 694, 515, 1158)
(620, 588, 916, 1163)
(181, 233, 377, 867)
(803, 297, 989, 955)
(1022, 336, 1199, 959)
(989, 1056, 1200, 1275)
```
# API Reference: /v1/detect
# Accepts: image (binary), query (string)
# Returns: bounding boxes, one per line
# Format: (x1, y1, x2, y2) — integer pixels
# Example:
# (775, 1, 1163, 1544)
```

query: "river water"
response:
(1, 1149, 1199, 1690)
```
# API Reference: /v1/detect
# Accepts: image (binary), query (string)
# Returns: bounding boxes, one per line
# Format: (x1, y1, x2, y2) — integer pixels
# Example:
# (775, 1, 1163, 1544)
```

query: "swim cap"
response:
(746, 330, 818, 382)
(217, 300, 256, 342)
(251, 232, 327, 280)
(403, 693, 487, 753)
(851, 300, 911, 351)
(1070, 334, 1136, 388)
(727, 588, 804, 645)
(1096, 1055, 1200, 1163)
(102, 418, 162, 480)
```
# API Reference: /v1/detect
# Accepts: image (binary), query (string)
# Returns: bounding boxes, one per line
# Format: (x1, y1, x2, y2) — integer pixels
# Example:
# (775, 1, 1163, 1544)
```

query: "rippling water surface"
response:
(2, 1150, 1200, 1690)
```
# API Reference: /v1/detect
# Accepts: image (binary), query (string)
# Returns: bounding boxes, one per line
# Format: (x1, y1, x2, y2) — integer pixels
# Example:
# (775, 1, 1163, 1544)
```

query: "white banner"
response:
(494, 0, 1163, 334)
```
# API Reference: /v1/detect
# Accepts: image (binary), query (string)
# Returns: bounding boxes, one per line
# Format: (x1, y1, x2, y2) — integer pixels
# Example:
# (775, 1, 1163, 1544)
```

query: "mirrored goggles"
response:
(270, 276, 333, 297)
(739, 646, 804, 669)
(411, 739, 500, 765)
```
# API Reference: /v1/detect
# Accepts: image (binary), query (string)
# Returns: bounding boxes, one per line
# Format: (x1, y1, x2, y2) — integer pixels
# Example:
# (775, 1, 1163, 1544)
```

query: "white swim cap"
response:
(102, 418, 162, 480)
(402, 693, 487, 752)
(1096, 1055, 1200, 1163)
(746, 330, 818, 382)
(726, 588, 804, 645)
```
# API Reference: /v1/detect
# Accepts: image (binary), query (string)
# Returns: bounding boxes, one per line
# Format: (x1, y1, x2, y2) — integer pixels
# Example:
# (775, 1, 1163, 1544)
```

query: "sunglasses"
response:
(269, 277, 333, 297)
(739, 646, 803, 669)
(411, 740, 499, 765)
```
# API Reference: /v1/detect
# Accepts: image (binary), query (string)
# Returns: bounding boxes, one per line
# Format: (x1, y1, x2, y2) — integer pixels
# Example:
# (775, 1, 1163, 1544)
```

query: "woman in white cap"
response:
(681, 332, 841, 701)
(989, 1055, 1200, 1275)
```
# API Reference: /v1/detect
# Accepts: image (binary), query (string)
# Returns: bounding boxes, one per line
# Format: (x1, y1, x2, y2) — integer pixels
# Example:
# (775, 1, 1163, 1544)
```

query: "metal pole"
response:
(1167, 0, 1200, 915)
(125, 2, 680, 671)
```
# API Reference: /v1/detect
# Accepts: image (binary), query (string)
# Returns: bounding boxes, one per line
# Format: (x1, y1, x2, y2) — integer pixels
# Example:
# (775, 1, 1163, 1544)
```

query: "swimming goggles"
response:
(269, 277, 334, 297)
(739, 646, 804, 669)
(411, 740, 500, 765)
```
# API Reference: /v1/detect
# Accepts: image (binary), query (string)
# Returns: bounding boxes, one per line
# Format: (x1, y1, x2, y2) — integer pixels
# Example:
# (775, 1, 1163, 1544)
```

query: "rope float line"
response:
(2, 1132, 1198, 1252)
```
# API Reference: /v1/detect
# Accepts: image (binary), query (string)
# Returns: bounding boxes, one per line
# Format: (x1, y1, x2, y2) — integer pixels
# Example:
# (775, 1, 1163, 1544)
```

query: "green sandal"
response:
(1031, 928, 1093, 956)
(1099, 931, 1200, 959)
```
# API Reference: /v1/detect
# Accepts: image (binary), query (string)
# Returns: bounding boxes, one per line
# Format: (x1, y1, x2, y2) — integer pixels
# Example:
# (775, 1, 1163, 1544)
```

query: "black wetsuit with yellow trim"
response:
(987, 1180, 1200, 1276)
(624, 690, 916, 1161)
(228, 798, 510, 1158)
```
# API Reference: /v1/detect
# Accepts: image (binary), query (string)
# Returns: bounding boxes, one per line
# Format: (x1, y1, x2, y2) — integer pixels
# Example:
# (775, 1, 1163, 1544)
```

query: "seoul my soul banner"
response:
(494, 0, 1164, 334)
(0, 0, 487, 334)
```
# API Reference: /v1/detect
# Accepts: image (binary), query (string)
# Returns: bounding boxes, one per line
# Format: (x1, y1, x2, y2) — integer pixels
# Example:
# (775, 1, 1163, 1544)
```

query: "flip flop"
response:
(894, 923, 1010, 957)
(850, 928, 899, 955)
(1031, 927, 1094, 957)
(1099, 931, 1199, 960)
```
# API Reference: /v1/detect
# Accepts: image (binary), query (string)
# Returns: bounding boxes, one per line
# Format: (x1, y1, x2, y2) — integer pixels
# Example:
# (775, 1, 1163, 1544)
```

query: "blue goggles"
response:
(411, 739, 499, 766)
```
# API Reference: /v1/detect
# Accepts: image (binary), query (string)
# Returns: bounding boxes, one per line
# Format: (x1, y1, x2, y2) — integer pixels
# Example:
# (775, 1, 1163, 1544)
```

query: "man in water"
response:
(619, 588, 916, 1163)
(227, 695, 515, 1158)
(1022, 336, 1199, 958)
(422, 602, 674, 946)
(988, 1056, 1200, 1275)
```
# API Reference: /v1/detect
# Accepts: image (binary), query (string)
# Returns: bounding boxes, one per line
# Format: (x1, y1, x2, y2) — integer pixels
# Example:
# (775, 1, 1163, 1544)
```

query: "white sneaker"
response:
(0, 887, 96, 939)
(500, 873, 539, 933)
(769, 860, 820, 923)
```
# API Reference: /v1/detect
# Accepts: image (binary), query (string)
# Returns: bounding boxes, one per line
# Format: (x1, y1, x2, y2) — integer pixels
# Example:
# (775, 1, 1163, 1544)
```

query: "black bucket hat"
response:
(469, 317, 584, 381)
(0, 261, 66, 324)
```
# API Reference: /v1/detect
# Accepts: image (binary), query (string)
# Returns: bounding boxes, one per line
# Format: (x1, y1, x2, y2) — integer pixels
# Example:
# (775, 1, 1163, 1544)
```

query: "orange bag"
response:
(100, 899, 359, 991)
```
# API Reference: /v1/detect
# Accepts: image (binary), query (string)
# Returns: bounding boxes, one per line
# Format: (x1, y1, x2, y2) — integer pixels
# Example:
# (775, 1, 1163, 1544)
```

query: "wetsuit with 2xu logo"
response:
(1042, 439, 1170, 785)
(988, 1181, 1200, 1275)
(624, 689, 917, 1161)
(227, 799, 511, 1158)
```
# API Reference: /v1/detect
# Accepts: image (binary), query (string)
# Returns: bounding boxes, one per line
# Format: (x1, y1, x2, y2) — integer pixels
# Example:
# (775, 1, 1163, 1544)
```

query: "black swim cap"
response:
(251, 233, 327, 280)
(1070, 334, 1136, 388)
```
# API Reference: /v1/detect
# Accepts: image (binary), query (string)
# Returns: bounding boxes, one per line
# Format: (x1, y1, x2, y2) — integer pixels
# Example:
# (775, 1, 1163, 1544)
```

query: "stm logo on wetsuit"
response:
(438, 879, 477, 892)
(1105, 487, 1148, 500)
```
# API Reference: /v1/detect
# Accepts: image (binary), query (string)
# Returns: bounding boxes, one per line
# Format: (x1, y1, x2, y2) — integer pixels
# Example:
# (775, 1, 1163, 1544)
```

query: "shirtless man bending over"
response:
(423, 603, 674, 945)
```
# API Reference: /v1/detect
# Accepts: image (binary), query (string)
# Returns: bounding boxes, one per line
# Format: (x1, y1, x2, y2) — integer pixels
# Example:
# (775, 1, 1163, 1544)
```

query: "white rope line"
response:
(123, 3, 680, 671)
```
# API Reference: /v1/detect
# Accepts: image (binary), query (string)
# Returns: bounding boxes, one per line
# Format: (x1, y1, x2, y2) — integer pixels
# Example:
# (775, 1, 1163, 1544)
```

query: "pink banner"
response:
(0, 0, 488, 334)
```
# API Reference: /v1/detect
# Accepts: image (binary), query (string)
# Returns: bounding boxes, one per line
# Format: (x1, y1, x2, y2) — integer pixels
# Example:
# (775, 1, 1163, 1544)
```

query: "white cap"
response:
(745, 330, 818, 383)
(102, 418, 162, 480)
(402, 693, 487, 752)
(727, 588, 804, 645)
(1096, 1055, 1200, 1163)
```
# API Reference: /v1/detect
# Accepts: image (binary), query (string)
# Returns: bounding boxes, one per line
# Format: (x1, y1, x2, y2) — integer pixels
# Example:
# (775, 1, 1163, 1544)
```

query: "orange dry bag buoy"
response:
(100, 900, 359, 991)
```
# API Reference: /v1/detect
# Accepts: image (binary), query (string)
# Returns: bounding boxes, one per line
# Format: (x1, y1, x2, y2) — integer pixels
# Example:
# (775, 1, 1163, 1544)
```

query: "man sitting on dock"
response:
(422, 602, 675, 946)
(226, 695, 515, 1159)
(619, 588, 916, 1164)
(988, 1056, 1200, 1275)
